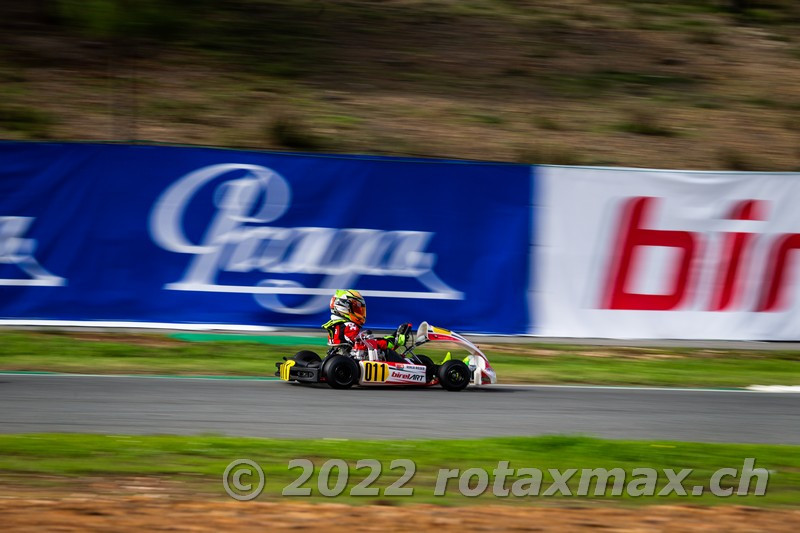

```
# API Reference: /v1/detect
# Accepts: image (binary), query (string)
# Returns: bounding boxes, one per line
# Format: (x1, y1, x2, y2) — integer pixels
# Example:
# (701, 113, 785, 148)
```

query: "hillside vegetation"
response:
(1, 0, 800, 170)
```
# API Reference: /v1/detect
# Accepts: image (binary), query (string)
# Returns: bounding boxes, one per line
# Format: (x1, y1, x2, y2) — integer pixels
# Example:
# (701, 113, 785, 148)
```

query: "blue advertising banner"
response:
(0, 142, 533, 333)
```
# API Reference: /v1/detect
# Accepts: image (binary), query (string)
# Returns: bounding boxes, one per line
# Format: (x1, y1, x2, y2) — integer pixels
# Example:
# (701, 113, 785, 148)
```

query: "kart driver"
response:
(322, 289, 412, 363)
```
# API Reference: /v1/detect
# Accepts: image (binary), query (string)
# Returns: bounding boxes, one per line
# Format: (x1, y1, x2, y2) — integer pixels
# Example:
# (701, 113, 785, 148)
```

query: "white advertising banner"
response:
(535, 166, 800, 339)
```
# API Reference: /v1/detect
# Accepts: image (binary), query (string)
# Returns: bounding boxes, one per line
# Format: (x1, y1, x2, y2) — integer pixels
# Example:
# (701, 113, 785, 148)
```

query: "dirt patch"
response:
(0, 496, 797, 532)
(0, 479, 797, 532)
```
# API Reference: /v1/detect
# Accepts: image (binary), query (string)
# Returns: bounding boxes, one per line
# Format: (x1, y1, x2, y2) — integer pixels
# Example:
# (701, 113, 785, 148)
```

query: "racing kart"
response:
(275, 322, 496, 391)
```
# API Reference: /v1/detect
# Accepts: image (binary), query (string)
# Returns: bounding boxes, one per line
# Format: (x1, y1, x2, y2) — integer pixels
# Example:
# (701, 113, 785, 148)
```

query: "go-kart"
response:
(275, 322, 496, 391)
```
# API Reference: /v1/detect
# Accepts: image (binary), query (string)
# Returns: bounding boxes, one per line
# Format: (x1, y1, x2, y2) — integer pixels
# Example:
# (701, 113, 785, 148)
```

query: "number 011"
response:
(363, 362, 387, 382)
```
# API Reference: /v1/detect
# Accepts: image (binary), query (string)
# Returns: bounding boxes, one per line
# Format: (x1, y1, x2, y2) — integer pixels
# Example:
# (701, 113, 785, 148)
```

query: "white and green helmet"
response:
(329, 289, 367, 325)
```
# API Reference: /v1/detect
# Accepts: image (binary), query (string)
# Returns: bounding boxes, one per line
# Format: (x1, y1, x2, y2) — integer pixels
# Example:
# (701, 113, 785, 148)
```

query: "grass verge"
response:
(1, 331, 799, 387)
(0, 434, 797, 506)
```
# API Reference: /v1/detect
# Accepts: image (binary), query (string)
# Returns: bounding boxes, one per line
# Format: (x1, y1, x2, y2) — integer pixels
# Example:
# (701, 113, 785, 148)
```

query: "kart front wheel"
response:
(438, 360, 471, 391)
(323, 355, 360, 389)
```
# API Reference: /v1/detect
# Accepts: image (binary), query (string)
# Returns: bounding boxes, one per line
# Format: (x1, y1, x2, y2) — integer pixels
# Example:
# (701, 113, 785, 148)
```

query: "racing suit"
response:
(322, 318, 411, 362)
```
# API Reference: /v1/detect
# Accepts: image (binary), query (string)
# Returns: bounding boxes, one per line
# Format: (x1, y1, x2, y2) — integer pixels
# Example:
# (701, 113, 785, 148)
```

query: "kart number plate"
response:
(363, 361, 389, 383)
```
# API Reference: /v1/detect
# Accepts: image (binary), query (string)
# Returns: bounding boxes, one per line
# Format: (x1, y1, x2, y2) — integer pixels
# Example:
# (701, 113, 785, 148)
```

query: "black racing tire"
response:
(292, 350, 322, 367)
(438, 360, 471, 391)
(323, 355, 360, 389)
(414, 353, 437, 383)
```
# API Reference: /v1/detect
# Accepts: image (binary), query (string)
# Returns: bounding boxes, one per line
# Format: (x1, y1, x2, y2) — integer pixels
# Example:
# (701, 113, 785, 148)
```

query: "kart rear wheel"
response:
(414, 353, 437, 383)
(293, 350, 322, 366)
(438, 360, 471, 391)
(323, 355, 360, 389)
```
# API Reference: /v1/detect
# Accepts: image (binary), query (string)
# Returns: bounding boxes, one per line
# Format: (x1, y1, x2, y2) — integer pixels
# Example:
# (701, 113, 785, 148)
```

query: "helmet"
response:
(330, 289, 367, 326)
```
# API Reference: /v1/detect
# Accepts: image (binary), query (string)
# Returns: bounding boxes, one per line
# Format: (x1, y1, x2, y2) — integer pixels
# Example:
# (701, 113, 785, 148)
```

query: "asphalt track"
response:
(1, 374, 799, 444)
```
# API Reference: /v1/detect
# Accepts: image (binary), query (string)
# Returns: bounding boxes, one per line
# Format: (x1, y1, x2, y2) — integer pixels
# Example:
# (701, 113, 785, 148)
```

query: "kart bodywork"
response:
(276, 322, 497, 391)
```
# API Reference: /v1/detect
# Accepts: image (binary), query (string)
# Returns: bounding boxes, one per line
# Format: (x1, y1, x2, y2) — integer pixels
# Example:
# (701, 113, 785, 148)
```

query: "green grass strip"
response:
(0, 434, 797, 506)
(1, 331, 799, 387)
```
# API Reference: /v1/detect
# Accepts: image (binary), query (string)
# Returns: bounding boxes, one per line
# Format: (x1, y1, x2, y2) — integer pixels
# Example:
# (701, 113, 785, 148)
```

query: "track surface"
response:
(1, 374, 798, 443)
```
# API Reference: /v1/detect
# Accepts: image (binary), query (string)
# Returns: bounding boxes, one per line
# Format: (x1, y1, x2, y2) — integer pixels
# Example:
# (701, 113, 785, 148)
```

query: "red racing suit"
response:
(322, 318, 391, 351)
(322, 318, 411, 358)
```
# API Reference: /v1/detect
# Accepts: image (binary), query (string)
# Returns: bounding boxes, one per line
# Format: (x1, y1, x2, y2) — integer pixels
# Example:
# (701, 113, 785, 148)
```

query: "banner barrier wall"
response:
(536, 166, 800, 339)
(6, 142, 800, 339)
(0, 142, 533, 334)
